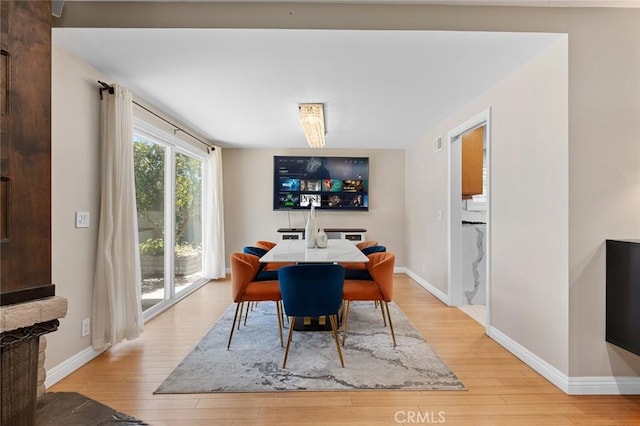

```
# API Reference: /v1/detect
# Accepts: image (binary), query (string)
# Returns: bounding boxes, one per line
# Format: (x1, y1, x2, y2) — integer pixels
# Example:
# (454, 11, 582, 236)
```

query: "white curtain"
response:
(92, 84, 144, 351)
(203, 147, 226, 279)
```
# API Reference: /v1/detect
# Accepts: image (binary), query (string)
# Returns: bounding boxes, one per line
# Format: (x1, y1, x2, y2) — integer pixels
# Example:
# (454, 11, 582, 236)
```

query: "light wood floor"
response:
(50, 274, 640, 425)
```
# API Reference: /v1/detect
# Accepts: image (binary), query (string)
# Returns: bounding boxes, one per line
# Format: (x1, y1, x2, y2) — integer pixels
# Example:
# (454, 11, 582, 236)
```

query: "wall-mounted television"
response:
(273, 156, 369, 211)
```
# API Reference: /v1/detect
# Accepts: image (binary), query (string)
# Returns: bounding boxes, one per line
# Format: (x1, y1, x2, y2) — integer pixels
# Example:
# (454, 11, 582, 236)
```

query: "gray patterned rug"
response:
(155, 301, 464, 393)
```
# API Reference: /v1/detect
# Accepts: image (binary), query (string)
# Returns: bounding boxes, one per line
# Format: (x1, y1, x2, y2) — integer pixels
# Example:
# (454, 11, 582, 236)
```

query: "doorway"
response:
(447, 108, 491, 329)
(133, 125, 208, 319)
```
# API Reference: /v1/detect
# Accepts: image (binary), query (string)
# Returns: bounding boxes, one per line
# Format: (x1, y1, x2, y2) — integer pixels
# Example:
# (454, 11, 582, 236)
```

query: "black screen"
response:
(273, 156, 369, 211)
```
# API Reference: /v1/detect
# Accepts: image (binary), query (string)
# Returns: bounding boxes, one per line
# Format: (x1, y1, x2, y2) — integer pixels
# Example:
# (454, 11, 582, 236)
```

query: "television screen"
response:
(273, 156, 369, 211)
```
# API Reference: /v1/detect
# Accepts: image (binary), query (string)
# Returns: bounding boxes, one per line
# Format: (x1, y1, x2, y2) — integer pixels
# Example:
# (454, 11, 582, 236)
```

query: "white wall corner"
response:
(488, 326, 640, 395)
(488, 325, 570, 393)
(45, 345, 103, 389)
(400, 268, 450, 306)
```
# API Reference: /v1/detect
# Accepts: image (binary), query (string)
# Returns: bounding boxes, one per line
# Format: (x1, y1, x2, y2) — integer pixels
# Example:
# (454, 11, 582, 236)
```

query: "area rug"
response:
(155, 301, 464, 393)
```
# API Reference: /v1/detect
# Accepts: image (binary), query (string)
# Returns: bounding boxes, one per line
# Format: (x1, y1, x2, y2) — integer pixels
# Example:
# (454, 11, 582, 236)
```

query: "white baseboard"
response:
(488, 325, 570, 392)
(45, 345, 103, 388)
(400, 267, 640, 395)
(566, 376, 640, 395)
(488, 326, 640, 395)
(399, 267, 450, 306)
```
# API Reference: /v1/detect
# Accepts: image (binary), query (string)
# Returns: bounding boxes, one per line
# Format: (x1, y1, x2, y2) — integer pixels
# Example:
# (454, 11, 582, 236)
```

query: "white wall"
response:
(407, 38, 570, 373)
(566, 9, 640, 377)
(223, 148, 405, 265)
(50, 45, 104, 368)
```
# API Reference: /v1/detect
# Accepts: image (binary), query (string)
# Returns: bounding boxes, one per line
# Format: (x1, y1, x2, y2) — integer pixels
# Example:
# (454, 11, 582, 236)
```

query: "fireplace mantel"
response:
(0, 296, 67, 334)
(0, 295, 68, 394)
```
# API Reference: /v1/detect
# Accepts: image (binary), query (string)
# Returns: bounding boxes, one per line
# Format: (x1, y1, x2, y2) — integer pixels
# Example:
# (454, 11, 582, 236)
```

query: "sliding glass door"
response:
(134, 137, 167, 312)
(174, 152, 203, 295)
(134, 128, 206, 316)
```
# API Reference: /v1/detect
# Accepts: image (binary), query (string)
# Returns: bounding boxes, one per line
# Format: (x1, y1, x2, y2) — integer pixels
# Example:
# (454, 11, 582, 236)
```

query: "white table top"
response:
(259, 239, 369, 264)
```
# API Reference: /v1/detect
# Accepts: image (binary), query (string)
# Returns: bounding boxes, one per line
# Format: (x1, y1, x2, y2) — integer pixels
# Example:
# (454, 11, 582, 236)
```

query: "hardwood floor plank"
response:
(195, 395, 353, 409)
(565, 414, 640, 425)
(47, 274, 640, 424)
(349, 394, 504, 406)
(438, 415, 575, 425)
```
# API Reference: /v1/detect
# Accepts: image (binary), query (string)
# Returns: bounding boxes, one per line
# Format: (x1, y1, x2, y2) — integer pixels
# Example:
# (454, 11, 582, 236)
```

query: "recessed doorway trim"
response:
(447, 107, 492, 331)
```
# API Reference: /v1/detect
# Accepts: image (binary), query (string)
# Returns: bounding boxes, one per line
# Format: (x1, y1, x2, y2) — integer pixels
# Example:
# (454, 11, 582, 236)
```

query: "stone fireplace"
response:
(0, 296, 68, 424)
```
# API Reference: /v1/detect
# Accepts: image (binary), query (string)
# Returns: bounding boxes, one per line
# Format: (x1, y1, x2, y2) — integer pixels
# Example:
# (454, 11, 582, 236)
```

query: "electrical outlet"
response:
(81, 318, 90, 337)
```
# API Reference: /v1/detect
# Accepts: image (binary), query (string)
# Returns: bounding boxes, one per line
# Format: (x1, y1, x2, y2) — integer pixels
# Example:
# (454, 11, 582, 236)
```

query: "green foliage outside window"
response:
(139, 238, 201, 258)
(134, 140, 202, 248)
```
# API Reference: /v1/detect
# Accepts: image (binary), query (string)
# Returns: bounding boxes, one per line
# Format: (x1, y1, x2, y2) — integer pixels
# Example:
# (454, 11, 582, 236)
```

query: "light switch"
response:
(75, 211, 90, 228)
(433, 136, 443, 152)
(437, 210, 443, 221)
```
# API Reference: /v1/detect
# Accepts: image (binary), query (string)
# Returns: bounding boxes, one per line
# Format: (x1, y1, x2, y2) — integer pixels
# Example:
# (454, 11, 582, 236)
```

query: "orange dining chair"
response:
(339, 240, 375, 271)
(256, 240, 277, 250)
(341, 244, 386, 276)
(254, 241, 294, 271)
(342, 252, 396, 347)
(227, 252, 284, 349)
(344, 245, 386, 279)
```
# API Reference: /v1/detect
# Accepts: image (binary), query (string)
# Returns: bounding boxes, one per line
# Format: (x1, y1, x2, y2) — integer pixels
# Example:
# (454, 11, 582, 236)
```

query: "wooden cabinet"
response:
(606, 239, 640, 356)
(461, 126, 484, 199)
(0, 1, 54, 305)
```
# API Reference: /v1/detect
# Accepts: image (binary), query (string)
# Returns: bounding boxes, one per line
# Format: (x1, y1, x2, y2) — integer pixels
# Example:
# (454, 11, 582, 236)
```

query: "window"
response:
(133, 119, 208, 317)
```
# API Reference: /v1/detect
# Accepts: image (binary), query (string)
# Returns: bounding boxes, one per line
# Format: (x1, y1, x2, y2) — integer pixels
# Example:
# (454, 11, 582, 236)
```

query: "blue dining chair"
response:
(278, 264, 346, 368)
(242, 246, 279, 280)
(361, 245, 386, 256)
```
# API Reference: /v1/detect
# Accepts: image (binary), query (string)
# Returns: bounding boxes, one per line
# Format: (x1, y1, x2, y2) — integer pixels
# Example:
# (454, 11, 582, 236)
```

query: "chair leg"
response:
(282, 317, 296, 368)
(383, 301, 397, 347)
(380, 300, 387, 326)
(275, 301, 284, 348)
(329, 314, 345, 367)
(279, 301, 288, 325)
(243, 301, 251, 326)
(227, 303, 241, 350)
(341, 300, 351, 346)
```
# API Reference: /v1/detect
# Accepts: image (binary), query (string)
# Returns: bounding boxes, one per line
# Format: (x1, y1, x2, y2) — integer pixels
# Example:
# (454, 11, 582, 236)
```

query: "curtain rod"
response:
(98, 81, 215, 152)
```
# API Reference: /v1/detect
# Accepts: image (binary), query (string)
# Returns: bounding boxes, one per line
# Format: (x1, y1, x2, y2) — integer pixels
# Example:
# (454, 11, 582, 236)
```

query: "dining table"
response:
(259, 239, 369, 264)
(259, 239, 368, 330)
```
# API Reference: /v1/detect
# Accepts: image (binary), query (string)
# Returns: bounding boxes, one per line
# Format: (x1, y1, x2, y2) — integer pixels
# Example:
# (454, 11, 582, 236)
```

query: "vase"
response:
(305, 205, 317, 248)
(316, 229, 328, 248)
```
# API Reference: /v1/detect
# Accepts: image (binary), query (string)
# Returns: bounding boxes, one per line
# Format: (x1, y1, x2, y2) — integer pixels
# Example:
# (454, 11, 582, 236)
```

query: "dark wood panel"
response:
(0, 1, 52, 297)
(0, 177, 9, 241)
(0, 284, 55, 306)
(0, 49, 9, 116)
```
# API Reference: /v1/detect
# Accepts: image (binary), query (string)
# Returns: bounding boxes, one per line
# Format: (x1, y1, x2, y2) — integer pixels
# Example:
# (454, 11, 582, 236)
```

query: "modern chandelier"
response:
(298, 103, 326, 148)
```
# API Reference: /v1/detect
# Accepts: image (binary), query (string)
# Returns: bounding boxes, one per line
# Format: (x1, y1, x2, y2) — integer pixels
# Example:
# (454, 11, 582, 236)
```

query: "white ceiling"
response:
(56, 0, 634, 149)
(52, 1, 637, 150)
(53, 28, 563, 149)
